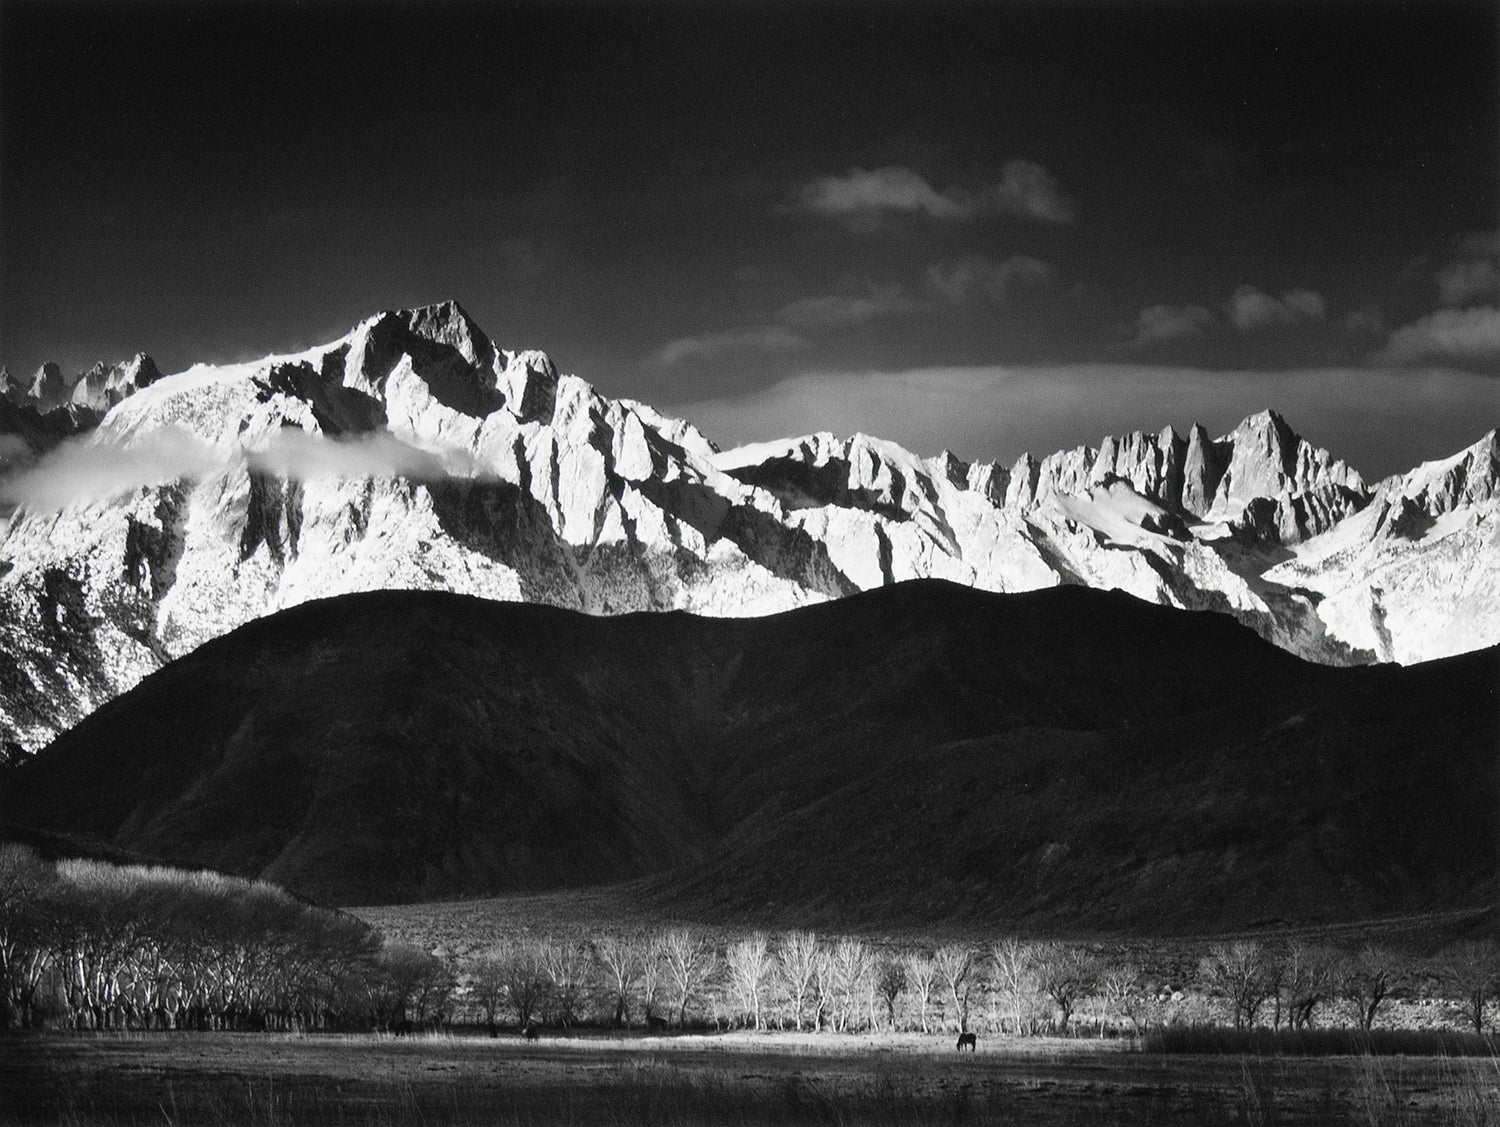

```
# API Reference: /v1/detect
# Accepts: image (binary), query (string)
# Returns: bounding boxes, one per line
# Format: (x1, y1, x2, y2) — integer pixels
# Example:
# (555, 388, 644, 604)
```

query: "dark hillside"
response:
(2, 580, 1494, 929)
(654, 648, 1498, 930)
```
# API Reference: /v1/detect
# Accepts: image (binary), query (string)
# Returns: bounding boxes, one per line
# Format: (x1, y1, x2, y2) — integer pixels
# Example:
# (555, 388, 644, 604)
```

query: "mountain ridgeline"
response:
(3, 581, 1494, 931)
(2, 300, 1498, 754)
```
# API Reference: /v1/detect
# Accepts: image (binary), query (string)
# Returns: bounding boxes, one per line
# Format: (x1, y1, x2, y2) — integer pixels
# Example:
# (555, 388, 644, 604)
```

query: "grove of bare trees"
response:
(0, 844, 389, 1031)
(7, 843, 1498, 1040)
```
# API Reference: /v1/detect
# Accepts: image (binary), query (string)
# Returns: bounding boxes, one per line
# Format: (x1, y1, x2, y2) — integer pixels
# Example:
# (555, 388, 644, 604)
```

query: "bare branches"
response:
(1440, 939, 1500, 1034)
(1198, 942, 1276, 1031)
(1336, 945, 1409, 1032)
(591, 932, 645, 1029)
(1032, 942, 1101, 1035)
(933, 944, 977, 1034)
(988, 937, 1040, 1037)
(904, 951, 938, 1034)
(778, 931, 820, 1032)
(725, 932, 773, 1030)
(660, 928, 715, 1029)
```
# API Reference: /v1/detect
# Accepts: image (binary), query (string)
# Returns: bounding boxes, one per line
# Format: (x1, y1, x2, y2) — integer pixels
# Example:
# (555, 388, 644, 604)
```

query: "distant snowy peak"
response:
(1044, 410, 1362, 543)
(0, 352, 163, 471)
(717, 408, 1365, 547)
(2, 353, 161, 415)
(1384, 429, 1500, 517)
(714, 432, 941, 520)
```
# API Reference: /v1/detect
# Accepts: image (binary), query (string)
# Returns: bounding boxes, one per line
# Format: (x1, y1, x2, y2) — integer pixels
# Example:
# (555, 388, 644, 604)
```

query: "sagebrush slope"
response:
(4, 580, 1493, 929)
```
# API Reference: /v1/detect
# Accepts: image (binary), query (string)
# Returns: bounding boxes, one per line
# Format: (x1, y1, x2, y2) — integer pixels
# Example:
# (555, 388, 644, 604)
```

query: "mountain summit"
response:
(1, 301, 1497, 750)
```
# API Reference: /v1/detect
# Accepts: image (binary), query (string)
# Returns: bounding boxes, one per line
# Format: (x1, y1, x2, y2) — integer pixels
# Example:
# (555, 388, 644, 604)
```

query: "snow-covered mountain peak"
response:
(2, 353, 162, 415)
(2, 303, 1497, 752)
(1382, 428, 1500, 519)
(397, 299, 495, 366)
(1209, 408, 1365, 522)
(714, 430, 940, 519)
(4, 362, 65, 411)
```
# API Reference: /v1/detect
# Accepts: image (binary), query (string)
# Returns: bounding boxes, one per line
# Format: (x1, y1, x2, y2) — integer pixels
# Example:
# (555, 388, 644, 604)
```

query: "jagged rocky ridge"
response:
(0, 354, 162, 472)
(1, 300, 1497, 750)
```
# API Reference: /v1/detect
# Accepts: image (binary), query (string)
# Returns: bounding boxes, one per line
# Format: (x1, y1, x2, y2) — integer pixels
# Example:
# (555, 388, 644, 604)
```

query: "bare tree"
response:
(828, 937, 872, 1033)
(1275, 942, 1335, 1031)
(933, 944, 977, 1034)
(1197, 941, 1275, 1030)
(1034, 942, 1101, 1035)
(0, 844, 58, 1029)
(725, 932, 773, 1030)
(988, 937, 1039, 1037)
(778, 931, 820, 1032)
(1441, 939, 1500, 1034)
(875, 957, 905, 1031)
(540, 937, 588, 1027)
(465, 950, 509, 1035)
(369, 943, 449, 1030)
(1097, 964, 1140, 1035)
(640, 933, 666, 1025)
(1337, 945, 1408, 1032)
(592, 932, 643, 1029)
(811, 947, 835, 1032)
(904, 951, 938, 1034)
(660, 928, 715, 1029)
(495, 937, 551, 1031)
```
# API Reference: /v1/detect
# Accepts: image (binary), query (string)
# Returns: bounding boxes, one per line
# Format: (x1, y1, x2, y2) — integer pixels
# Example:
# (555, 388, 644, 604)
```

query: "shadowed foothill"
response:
(0, 579, 1492, 933)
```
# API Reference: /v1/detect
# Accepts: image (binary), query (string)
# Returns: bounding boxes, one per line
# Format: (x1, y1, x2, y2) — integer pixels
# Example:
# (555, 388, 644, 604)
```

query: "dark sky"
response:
(3, 0, 1497, 476)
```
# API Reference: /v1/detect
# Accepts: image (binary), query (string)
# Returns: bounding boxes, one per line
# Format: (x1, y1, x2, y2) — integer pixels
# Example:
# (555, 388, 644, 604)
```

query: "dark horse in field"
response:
(956, 1031, 976, 1051)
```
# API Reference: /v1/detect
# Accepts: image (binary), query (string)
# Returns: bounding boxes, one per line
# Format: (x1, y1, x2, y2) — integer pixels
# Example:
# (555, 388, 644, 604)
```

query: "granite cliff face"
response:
(1, 301, 1495, 750)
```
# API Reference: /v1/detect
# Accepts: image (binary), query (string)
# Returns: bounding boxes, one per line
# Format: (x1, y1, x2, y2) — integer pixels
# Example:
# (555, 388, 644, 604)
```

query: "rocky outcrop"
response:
(1, 301, 1495, 749)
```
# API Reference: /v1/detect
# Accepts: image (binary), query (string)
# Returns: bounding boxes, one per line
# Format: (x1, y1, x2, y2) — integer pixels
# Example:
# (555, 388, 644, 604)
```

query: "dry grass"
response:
(1143, 1026, 1500, 1057)
(4, 1028, 1499, 1126)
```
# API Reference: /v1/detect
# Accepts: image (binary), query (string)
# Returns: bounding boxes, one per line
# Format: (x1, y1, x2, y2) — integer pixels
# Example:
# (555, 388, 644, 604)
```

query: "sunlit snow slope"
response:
(1, 300, 1496, 750)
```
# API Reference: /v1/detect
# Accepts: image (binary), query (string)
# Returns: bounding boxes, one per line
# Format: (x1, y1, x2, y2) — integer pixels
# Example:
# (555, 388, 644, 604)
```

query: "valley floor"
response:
(3, 1029, 1497, 1126)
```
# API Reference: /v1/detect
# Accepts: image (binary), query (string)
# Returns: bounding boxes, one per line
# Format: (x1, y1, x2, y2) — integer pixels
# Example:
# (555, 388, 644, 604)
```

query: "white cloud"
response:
(1380, 305, 1500, 369)
(669, 363, 1500, 480)
(988, 160, 1074, 225)
(1457, 230, 1500, 258)
(0, 426, 486, 513)
(653, 284, 932, 368)
(1130, 303, 1220, 344)
(648, 325, 811, 367)
(1280, 289, 1327, 321)
(1344, 304, 1385, 337)
(1437, 259, 1500, 307)
(925, 255, 1055, 303)
(793, 162, 1073, 230)
(0, 426, 222, 511)
(247, 429, 475, 481)
(776, 284, 930, 328)
(1128, 285, 1326, 346)
(794, 166, 972, 224)
(1227, 285, 1326, 333)
(0, 435, 32, 464)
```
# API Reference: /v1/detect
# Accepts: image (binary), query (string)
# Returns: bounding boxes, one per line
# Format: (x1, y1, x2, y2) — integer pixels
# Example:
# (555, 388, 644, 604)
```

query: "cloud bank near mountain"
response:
(0, 427, 479, 512)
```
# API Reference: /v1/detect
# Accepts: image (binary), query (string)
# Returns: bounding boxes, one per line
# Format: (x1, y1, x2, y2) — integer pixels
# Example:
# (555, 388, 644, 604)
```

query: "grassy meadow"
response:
(7, 855, 1500, 1126)
(6, 1026, 1500, 1126)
